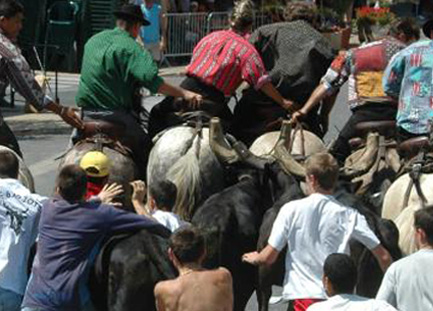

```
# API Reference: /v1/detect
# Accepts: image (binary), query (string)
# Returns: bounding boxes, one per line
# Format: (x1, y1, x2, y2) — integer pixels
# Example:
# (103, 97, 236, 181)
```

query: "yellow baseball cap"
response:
(79, 151, 111, 177)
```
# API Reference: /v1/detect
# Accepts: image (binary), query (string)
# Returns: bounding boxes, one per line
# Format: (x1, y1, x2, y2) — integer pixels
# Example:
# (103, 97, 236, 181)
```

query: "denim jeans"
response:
(0, 287, 23, 311)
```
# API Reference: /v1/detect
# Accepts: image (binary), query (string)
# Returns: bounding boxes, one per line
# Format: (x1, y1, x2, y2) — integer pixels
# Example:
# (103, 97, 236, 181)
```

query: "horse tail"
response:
(167, 135, 201, 221)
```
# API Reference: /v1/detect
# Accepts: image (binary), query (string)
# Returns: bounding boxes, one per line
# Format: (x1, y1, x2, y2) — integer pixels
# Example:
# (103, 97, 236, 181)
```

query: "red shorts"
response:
(289, 298, 324, 311)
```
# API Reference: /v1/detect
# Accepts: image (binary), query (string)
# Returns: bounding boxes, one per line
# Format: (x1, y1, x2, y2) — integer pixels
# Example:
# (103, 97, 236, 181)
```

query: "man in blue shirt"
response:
(383, 19, 433, 141)
(21, 165, 169, 311)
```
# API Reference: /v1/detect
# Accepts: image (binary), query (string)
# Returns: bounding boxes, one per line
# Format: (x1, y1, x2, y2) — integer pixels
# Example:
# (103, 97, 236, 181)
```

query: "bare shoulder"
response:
(215, 267, 232, 282)
(154, 279, 177, 296)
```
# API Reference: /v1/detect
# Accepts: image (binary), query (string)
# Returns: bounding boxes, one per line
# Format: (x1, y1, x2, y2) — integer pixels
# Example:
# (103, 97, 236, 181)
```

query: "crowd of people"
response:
(1, 0, 433, 310)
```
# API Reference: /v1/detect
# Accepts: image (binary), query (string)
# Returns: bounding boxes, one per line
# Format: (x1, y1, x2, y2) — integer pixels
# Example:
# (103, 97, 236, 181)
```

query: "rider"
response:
(0, 0, 82, 157)
(148, 0, 294, 139)
(291, 18, 420, 165)
(75, 4, 202, 178)
(383, 18, 433, 142)
(231, 2, 335, 145)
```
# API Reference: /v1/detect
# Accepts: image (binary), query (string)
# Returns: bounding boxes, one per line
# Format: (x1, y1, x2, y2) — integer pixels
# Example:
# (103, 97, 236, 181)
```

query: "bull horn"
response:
(230, 138, 272, 170)
(342, 132, 379, 177)
(273, 120, 306, 178)
(209, 118, 239, 164)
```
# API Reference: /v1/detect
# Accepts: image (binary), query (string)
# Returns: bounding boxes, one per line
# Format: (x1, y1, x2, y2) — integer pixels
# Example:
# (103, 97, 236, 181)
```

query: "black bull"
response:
(88, 170, 401, 311)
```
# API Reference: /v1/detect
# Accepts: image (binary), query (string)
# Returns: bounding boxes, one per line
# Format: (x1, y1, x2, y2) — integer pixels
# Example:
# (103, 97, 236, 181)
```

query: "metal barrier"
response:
(162, 11, 272, 64)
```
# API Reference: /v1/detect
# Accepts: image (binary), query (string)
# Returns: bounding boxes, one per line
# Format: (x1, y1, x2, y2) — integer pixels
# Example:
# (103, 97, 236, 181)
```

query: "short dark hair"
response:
(0, 150, 19, 179)
(169, 226, 205, 264)
(305, 153, 339, 191)
(414, 206, 433, 245)
(149, 180, 177, 210)
(284, 2, 318, 25)
(0, 0, 24, 18)
(324, 253, 357, 294)
(389, 17, 420, 41)
(56, 165, 87, 203)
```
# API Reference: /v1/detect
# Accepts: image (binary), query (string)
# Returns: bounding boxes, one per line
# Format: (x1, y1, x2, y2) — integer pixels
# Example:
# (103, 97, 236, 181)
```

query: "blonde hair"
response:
(305, 153, 339, 191)
(230, 0, 254, 33)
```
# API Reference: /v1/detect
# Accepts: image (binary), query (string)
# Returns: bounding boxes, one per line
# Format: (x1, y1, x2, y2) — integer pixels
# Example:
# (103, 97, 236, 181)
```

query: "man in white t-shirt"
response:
(131, 179, 188, 232)
(242, 153, 392, 311)
(376, 206, 433, 311)
(307, 253, 397, 311)
(0, 150, 47, 310)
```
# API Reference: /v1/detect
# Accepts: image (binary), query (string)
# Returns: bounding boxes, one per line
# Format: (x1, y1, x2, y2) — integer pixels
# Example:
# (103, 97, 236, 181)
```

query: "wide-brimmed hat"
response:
(113, 4, 150, 26)
(422, 19, 433, 39)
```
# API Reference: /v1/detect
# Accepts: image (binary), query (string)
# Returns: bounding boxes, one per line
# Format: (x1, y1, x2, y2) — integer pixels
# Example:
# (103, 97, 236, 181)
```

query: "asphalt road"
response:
(10, 74, 350, 311)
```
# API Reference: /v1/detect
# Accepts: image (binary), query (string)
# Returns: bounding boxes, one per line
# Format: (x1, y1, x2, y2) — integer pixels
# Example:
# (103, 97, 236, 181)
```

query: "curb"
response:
(5, 113, 72, 137)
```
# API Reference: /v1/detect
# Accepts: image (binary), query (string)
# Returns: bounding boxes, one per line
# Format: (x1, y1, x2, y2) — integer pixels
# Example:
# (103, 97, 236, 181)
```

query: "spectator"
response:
(242, 153, 392, 311)
(376, 206, 433, 311)
(154, 226, 233, 311)
(79, 151, 123, 203)
(0, 151, 46, 311)
(383, 18, 433, 142)
(131, 179, 188, 232)
(307, 253, 397, 311)
(21, 165, 169, 311)
(0, 0, 82, 157)
(138, 0, 168, 63)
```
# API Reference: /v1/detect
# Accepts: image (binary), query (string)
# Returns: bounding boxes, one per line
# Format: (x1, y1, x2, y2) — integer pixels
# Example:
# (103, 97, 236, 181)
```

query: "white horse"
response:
(147, 126, 225, 220)
(382, 173, 433, 255)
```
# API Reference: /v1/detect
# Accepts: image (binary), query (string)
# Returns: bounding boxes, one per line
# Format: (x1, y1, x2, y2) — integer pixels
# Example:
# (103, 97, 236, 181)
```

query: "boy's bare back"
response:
(155, 267, 233, 311)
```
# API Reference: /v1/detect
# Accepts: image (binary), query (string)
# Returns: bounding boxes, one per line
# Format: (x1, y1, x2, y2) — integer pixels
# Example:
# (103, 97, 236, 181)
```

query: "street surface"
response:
(4, 71, 350, 310)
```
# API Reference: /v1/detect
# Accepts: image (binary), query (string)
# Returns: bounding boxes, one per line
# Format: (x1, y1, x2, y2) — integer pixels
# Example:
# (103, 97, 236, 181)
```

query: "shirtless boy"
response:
(154, 227, 233, 311)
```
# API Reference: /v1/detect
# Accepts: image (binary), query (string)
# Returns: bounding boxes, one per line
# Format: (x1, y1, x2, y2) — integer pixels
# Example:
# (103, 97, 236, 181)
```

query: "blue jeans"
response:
(0, 287, 23, 311)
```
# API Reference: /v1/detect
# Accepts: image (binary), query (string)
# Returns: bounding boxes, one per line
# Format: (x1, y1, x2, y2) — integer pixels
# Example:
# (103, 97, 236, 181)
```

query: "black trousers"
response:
(148, 76, 232, 139)
(0, 112, 22, 158)
(330, 103, 397, 165)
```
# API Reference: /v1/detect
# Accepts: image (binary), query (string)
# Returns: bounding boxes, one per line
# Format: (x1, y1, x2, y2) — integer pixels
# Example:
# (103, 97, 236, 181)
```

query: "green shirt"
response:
(76, 27, 164, 111)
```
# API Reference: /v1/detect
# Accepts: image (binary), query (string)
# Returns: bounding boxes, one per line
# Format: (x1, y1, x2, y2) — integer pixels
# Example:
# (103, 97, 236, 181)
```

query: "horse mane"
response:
(166, 133, 202, 221)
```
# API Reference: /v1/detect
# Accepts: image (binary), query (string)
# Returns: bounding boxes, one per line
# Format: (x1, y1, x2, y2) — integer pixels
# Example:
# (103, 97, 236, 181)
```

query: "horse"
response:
(147, 119, 227, 221)
(60, 122, 141, 211)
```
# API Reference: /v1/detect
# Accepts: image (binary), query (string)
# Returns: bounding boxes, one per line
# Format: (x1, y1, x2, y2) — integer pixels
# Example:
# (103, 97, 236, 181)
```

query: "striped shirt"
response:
(185, 29, 269, 96)
(0, 31, 50, 112)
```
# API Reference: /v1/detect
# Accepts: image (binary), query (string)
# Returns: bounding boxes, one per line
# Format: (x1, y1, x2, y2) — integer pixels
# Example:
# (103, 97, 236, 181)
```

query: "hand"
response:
(242, 251, 260, 266)
(98, 183, 124, 206)
(183, 90, 203, 109)
(60, 106, 84, 129)
(281, 99, 296, 113)
(159, 37, 167, 52)
(130, 180, 147, 204)
(291, 110, 306, 123)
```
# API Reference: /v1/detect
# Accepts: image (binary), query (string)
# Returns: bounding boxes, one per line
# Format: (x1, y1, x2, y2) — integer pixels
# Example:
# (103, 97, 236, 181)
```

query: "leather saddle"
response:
(349, 120, 396, 150)
(82, 121, 126, 141)
(398, 136, 432, 159)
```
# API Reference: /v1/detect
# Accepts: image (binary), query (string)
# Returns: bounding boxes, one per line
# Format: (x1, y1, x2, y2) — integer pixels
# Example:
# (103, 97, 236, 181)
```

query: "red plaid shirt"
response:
(186, 29, 269, 96)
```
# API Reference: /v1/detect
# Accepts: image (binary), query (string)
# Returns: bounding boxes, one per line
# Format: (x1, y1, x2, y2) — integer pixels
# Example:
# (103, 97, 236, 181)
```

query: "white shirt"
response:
(151, 210, 188, 232)
(376, 248, 433, 311)
(268, 193, 380, 300)
(307, 294, 397, 311)
(0, 178, 47, 295)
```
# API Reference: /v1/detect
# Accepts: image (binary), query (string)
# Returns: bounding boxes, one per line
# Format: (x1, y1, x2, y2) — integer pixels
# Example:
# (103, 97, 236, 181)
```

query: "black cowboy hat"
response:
(113, 4, 150, 26)
(422, 19, 433, 39)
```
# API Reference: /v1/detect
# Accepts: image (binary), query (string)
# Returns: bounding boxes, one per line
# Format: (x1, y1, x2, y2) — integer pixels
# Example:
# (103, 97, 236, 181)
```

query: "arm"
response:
(291, 83, 328, 122)
(371, 245, 392, 272)
(260, 81, 295, 112)
(383, 51, 406, 99)
(159, 2, 168, 52)
(157, 81, 202, 108)
(242, 244, 280, 266)
(154, 283, 167, 311)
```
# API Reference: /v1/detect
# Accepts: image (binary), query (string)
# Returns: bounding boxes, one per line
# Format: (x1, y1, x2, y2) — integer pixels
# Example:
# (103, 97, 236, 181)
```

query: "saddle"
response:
(77, 121, 132, 158)
(349, 120, 396, 150)
(398, 136, 432, 160)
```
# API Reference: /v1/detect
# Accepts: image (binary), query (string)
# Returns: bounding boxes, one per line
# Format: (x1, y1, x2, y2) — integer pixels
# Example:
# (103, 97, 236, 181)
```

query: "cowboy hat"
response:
(422, 19, 433, 39)
(113, 4, 150, 26)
